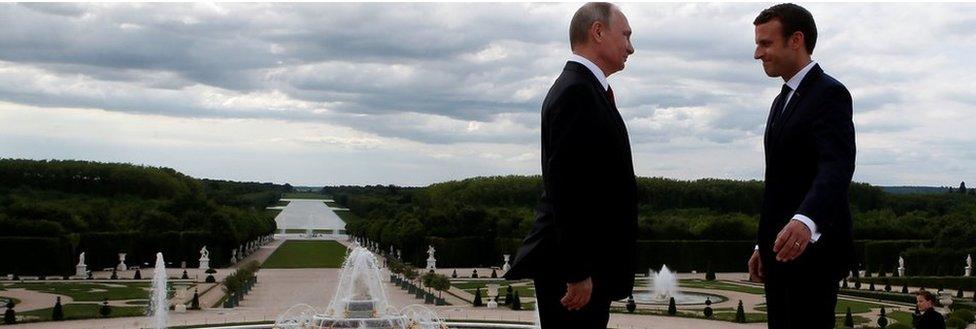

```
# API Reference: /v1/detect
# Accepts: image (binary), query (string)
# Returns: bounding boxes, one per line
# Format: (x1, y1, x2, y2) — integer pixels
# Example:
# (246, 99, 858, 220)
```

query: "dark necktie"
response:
(770, 84, 792, 123)
(607, 85, 615, 106)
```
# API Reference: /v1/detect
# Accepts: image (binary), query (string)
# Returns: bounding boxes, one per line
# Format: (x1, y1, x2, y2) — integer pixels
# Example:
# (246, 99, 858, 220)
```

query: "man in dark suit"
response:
(504, 2, 637, 328)
(746, 3, 856, 329)
(915, 290, 947, 329)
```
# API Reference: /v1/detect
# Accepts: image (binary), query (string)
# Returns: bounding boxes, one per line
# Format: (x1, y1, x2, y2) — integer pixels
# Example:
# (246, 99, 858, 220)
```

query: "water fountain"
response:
(273, 246, 448, 329)
(631, 265, 725, 305)
(150, 252, 168, 329)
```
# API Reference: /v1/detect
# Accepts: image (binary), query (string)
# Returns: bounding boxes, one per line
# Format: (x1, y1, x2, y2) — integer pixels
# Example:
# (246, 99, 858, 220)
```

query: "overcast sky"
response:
(1, 3, 974, 186)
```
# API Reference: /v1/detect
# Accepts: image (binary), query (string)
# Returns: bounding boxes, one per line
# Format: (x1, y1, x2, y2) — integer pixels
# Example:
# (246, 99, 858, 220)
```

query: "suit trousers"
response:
(534, 277, 612, 329)
(763, 264, 839, 329)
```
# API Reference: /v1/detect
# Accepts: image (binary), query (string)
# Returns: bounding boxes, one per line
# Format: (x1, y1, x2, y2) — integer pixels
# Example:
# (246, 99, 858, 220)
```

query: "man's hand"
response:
(748, 249, 764, 283)
(561, 277, 592, 311)
(773, 219, 812, 262)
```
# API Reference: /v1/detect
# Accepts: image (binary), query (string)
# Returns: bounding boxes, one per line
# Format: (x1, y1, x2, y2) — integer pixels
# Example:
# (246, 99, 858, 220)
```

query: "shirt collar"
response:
(568, 54, 609, 91)
(785, 60, 817, 91)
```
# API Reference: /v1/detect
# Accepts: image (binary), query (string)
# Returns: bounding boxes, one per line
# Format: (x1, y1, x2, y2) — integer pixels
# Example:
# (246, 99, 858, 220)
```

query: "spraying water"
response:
(648, 264, 680, 300)
(149, 252, 168, 329)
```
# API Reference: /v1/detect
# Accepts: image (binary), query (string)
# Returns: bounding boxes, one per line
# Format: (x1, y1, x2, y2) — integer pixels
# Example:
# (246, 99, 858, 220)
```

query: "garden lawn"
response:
(888, 310, 914, 326)
(6, 282, 153, 301)
(262, 240, 348, 268)
(19, 303, 146, 322)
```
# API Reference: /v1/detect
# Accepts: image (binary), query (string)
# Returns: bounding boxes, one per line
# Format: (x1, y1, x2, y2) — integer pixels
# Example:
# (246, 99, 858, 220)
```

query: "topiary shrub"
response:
(877, 306, 888, 328)
(947, 317, 968, 329)
(110, 268, 118, 280)
(511, 291, 522, 311)
(190, 289, 200, 310)
(473, 288, 483, 307)
(4, 300, 15, 324)
(503, 286, 513, 305)
(133, 269, 142, 280)
(52, 297, 64, 321)
(99, 298, 111, 318)
(491, 269, 497, 279)
(844, 307, 854, 328)
(626, 296, 636, 313)
(735, 300, 746, 323)
(703, 298, 713, 318)
(705, 261, 716, 281)
(205, 268, 216, 283)
(902, 284, 909, 294)
(451, 269, 457, 278)
(949, 309, 974, 324)
(869, 282, 876, 291)
(471, 269, 478, 278)
(182, 270, 189, 280)
(667, 297, 676, 316)
(957, 286, 965, 299)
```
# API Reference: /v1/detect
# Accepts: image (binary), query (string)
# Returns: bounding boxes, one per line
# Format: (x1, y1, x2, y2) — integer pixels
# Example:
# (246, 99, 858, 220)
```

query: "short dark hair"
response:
(916, 290, 937, 303)
(570, 2, 615, 49)
(753, 3, 817, 54)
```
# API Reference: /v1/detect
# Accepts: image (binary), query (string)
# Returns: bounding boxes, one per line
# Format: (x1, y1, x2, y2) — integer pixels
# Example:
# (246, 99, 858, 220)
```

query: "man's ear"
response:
(591, 21, 605, 43)
(790, 31, 804, 51)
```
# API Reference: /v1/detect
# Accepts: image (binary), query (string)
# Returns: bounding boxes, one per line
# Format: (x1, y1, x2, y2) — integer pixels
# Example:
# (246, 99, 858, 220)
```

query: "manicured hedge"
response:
(420, 237, 934, 275)
(838, 289, 918, 304)
(0, 237, 73, 276)
(78, 231, 246, 269)
(901, 247, 976, 276)
(855, 240, 929, 273)
(858, 277, 976, 291)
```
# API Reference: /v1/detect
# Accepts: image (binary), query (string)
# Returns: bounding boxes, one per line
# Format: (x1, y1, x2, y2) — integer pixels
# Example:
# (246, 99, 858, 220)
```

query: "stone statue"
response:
(966, 254, 973, 277)
(75, 252, 88, 277)
(426, 245, 437, 271)
(198, 245, 210, 270)
(897, 256, 906, 277)
(117, 253, 128, 271)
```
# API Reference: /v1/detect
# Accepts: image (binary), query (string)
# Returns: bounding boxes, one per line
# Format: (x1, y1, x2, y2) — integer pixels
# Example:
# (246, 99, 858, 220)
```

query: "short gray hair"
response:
(569, 2, 615, 49)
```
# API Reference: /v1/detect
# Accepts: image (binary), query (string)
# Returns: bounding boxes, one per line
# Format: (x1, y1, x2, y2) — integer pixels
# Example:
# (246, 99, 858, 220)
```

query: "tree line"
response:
(0, 159, 287, 274)
(330, 175, 976, 274)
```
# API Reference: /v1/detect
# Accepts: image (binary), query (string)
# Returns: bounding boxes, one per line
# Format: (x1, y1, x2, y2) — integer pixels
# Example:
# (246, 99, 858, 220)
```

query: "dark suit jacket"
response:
(758, 64, 856, 281)
(505, 61, 638, 300)
(917, 309, 946, 329)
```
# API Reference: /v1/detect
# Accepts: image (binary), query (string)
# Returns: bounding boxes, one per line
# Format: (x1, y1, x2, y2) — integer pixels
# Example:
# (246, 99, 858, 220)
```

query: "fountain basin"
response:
(630, 291, 727, 305)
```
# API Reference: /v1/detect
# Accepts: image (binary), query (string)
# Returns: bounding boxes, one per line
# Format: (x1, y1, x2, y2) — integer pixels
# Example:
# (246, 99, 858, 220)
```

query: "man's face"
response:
(916, 295, 933, 311)
(753, 19, 795, 78)
(599, 9, 634, 75)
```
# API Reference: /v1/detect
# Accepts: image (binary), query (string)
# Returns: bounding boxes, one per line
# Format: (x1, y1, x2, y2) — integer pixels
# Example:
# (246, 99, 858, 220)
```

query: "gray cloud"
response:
(0, 3, 974, 185)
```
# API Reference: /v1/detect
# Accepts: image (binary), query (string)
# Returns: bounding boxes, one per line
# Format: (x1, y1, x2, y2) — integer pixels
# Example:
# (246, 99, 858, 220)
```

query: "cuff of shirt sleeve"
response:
(793, 214, 821, 242)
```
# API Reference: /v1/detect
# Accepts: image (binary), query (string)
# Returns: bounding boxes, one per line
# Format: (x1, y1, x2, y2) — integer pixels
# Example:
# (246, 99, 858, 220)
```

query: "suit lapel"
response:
(565, 61, 629, 142)
(769, 64, 823, 143)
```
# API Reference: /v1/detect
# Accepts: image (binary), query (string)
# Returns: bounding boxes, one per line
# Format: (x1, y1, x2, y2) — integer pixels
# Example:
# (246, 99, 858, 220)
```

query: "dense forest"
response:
(328, 176, 976, 275)
(0, 159, 287, 275)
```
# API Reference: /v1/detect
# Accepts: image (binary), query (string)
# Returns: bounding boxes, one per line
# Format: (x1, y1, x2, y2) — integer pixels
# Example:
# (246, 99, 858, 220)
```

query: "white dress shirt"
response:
(568, 54, 609, 91)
